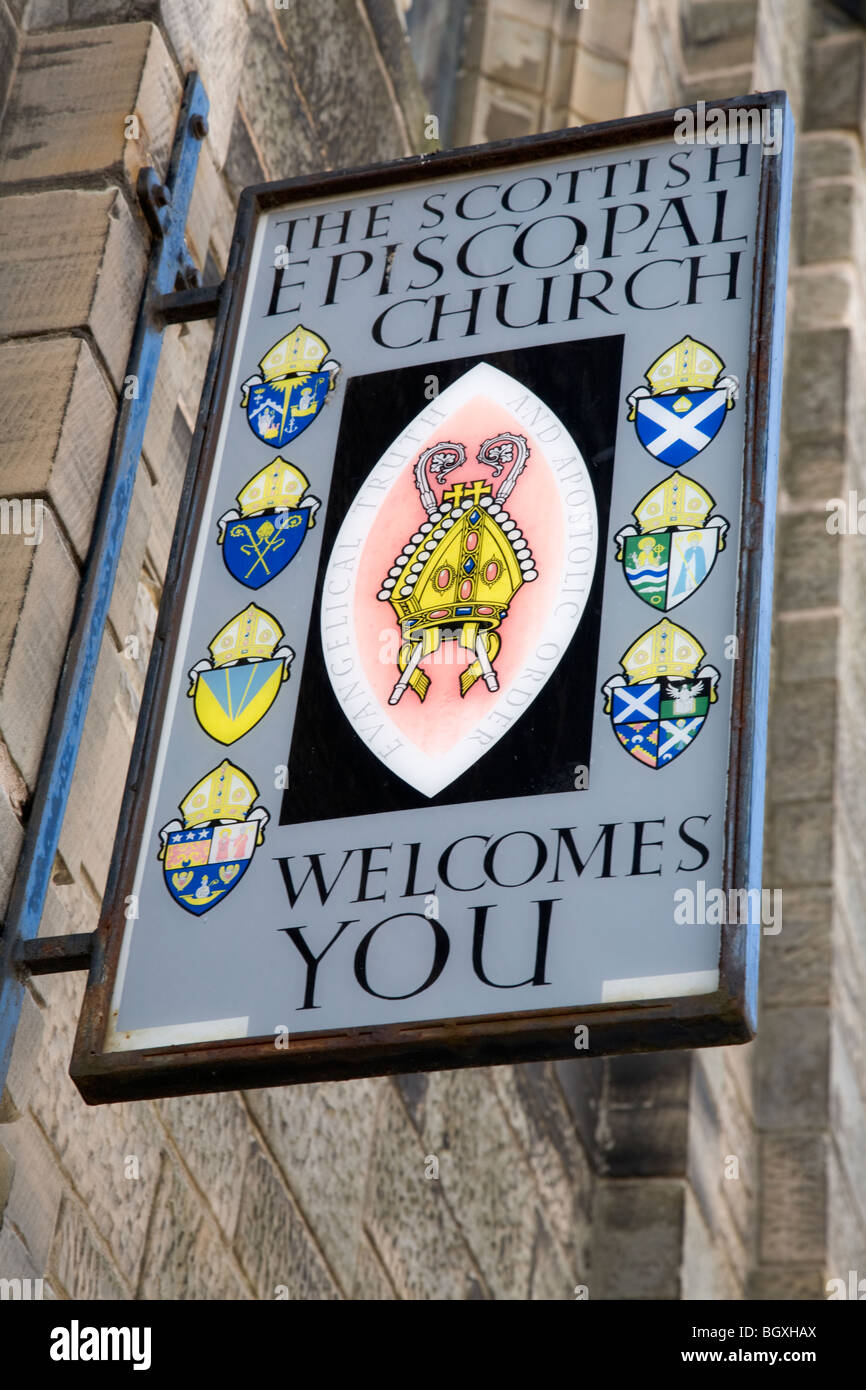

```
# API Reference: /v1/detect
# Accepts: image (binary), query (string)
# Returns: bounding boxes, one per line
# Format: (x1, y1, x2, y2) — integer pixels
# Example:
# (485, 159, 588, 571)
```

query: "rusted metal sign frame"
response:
(70, 93, 794, 1103)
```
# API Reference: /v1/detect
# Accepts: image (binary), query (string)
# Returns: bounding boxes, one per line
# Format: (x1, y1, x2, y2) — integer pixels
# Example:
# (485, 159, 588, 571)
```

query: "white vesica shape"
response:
(322, 361, 597, 796)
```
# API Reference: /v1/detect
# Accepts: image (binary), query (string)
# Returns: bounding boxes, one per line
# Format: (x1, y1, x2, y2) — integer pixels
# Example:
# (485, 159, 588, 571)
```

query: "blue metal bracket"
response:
(0, 73, 212, 1092)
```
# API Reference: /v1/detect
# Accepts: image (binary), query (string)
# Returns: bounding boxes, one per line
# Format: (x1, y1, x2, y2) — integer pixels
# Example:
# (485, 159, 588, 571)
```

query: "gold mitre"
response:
(258, 326, 329, 381)
(180, 760, 258, 828)
(208, 605, 283, 668)
(646, 337, 723, 394)
(622, 619, 705, 684)
(634, 472, 714, 533)
(237, 458, 309, 516)
(381, 485, 531, 631)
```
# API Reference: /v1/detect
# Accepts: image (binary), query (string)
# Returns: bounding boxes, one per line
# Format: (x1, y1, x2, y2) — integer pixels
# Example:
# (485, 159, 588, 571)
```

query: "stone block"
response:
(185, 143, 234, 273)
(678, 67, 755, 107)
(0, 188, 148, 389)
(1, 1112, 64, 1270)
(801, 178, 865, 267)
(362, 0, 428, 152)
(526, 1209, 573, 1300)
(759, 887, 832, 1007)
(681, 1185, 743, 1300)
(416, 1067, 550, 1298)
(107, 461, 154, 649)
(352, 1234, 397, 1300)
(588, 1178, 685, 1299)
(147, 404, 190, 580)
(135, 1155, 203, 1300)
(275, 0, 410, 166)
(49, 1195, 127, 1299)
(828, 1019, 866, 1234)
(754, 1006, 829, 1129)
(57, 635, 129, 892)
(799, 131, 863, 183)
(158, 1091, 254, 1238)
(805, 34, 866, 134)
(472, 77, 541, 143)
(236, 9, 321, 185)
(827, 1143, 866, 1279)
(836, 685, 866, 856)
(680, 0, 758, 72)
(490, 1062, 592, 1267)
(160, 0, 249, 166)
(789, 265, 861, 336)
(0, 776, 24, 920)
(0, 508, 79, 791)
(482, 12, 552, 95)
(0, 23, 180, 186)
(233, 1145, 338, 1300)
(774, 611, 839, 684)
(780, 435, 845, 506)
(0, 1140, 13, 1218)
(0, 1221, 41, 1283)
(21, 0, 158, 24)
(749, 1264, 828, 1299)
(759, 1132, 827, 1264)
(784, 328, 850, 441)
(176, 317, 214, 429)
(0, 0, 19, 127)
(595, 1052, 691, 1177)
(766, 798, 832, 887)
(224, 106, 267, 199)
(767, 679, 835, 802)
(0, 987, 43, 1123)
(569, 44, 626, 124)
(244, 1076, 383, 1288)
(0, 336, 116, 563)
(364, 1083, 485, 1300)
(775, 510, 840, 613)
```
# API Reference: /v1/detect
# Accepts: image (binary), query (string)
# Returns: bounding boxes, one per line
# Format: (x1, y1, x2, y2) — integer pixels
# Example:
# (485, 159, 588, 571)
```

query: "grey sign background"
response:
(104, 134, 765, 1050)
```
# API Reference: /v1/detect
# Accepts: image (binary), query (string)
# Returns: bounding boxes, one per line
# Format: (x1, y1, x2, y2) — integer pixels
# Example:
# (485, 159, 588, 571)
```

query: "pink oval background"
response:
(355, 396, 566, 756)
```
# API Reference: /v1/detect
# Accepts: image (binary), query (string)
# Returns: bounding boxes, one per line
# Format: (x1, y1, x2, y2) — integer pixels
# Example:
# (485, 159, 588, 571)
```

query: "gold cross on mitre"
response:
(442, 479, 492, 508)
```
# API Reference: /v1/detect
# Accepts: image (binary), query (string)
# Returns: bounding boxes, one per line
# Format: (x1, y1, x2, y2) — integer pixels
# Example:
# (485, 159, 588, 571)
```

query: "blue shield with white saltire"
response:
(635, 388, 728, 466)
(223, 510, 310, 589)
(611, 679, 661, 768)
(162, 822, 257, 915)
(245, 371, 330, 446)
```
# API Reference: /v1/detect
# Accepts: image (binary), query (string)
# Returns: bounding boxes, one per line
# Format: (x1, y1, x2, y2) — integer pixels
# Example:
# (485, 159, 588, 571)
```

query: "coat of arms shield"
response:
(239, 325, 340, 445)
(157, 761, 269, 915)
(602, 620, 720, 769)
(217, 458, 320, 589)
(188, 605, 294, 744)
(627, 336, 738, 466)
(615, 472, 729, 610)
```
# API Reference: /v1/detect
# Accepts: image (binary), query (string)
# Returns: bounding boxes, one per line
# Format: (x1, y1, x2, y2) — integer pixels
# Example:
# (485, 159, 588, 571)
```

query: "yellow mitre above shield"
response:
(208, 605, 283, 668)
(622, 619, 705, 683)
(181, 760, 259, 828)
(258, 325, 329, 381)
(237, 458, 310, 516)
(634, 472, 714, 533)
(646, 337, 723, 394)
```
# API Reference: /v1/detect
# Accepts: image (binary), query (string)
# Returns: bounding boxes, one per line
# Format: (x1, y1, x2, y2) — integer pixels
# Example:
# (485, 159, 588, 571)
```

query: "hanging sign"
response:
(72, 94, 793, 1101)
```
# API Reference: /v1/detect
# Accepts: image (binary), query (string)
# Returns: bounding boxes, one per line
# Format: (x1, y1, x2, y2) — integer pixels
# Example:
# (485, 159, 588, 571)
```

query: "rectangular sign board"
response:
(72, 95, 793, 1102)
